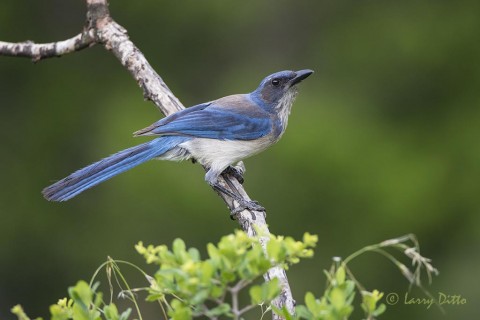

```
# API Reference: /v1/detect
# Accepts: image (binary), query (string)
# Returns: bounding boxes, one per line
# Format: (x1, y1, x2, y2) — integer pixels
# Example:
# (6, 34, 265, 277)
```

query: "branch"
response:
(1, 0, 295, 317)
(0, 31, 95, 62)
(84, 0, 184, 115)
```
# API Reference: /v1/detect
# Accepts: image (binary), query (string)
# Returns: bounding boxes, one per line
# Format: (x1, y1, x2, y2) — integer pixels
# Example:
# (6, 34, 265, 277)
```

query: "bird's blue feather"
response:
(149, 109, 271, 139)
(135, 96, 272, 140)
(42, 136, 190, 201)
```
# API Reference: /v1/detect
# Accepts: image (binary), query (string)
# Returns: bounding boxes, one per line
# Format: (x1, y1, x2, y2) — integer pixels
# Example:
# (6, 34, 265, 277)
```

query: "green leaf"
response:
(11, 305, 35, 320)
(207, 243, 219, 260)
(172, 238, 187, 261)
(169, 300, 192, 320)
(190, 289, 209, 305)
(295, 305, 312, 318)
(220, 270, 236, 283)
(145, 292, 164, 302)
(304, 292, 320, 315)
(373, 303, 386, 317)
(267, 238, 282, 262)
(200, 261, 215, 282)
(272, 305, 294, 320)
(330, 287, 346, 309)
(204, 303, 230, 317)
(188, 248, 200, 261)
(68, 281, 92, 309)
(103, 304, 119, 320)
(49, 299, 73, 320)
(249, 285, 262, 304)
(336, 266, 346, 285)
(302, 233, 318, 247)
(263, 278, 281, 301)
(344, 280, 355, 297)
(361, 290, 385, 317)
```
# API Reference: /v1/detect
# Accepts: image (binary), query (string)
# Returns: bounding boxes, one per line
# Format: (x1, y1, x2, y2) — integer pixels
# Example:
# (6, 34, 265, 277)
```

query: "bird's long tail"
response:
(42, 136, 190, 202)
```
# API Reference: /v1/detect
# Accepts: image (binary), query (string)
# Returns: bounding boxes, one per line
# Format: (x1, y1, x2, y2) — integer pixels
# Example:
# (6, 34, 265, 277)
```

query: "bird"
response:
(42, 69, 313, 211)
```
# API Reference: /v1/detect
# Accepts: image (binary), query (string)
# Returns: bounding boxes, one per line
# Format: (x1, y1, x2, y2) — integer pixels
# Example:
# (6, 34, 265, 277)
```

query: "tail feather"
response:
(42, 136, 189, 201)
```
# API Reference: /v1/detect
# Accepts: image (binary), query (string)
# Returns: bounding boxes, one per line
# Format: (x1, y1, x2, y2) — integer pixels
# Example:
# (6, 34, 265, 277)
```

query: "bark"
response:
(0, 32, 95, 62)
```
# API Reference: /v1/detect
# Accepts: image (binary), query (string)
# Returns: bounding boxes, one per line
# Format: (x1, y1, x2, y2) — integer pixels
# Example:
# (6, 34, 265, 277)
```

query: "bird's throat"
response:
(276, 87, 298, 132)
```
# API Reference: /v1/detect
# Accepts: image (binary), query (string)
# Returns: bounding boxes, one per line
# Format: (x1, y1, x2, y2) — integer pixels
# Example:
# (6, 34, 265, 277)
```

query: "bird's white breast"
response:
(180, 137, 273, 174)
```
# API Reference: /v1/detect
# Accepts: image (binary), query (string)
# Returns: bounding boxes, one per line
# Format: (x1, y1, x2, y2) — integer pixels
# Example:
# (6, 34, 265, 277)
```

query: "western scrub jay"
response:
(43, 69, 313, 211)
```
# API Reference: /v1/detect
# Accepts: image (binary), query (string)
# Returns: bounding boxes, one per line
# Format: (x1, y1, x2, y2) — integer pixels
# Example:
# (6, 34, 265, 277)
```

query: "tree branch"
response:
(0, 31, 95, 62)
(1, 0, 295, 318)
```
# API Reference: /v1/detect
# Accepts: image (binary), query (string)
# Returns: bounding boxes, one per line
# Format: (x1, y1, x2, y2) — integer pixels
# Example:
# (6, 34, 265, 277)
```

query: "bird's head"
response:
(252, 69, 313, 111)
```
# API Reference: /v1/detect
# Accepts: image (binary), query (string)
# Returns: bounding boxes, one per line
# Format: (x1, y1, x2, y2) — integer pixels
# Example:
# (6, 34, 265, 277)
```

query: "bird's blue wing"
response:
(134, 102, 211, 136)
(135, 97, 272, 140)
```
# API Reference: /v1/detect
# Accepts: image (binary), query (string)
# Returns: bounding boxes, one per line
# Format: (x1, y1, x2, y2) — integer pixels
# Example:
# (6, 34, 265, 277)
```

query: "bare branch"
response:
(0, 31, 95, 62)
(96, 20, 184, 115)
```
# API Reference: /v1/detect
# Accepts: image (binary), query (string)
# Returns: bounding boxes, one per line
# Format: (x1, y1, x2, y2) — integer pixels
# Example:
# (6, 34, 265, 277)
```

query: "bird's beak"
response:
(289, 69, 314, 87)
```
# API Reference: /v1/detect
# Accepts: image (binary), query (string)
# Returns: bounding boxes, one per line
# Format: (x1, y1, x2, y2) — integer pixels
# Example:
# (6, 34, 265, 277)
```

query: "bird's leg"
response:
(222, 165, 244, 184)
(212, 182, 265, 214)
(222, 161, 263, 219)
(206, 169, 265, 215)
(222, 174, 260, 220)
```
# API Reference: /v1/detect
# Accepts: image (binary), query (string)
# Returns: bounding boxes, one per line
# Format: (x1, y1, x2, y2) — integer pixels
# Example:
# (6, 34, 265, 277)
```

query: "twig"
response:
(0, 0, 296, 318)
(0, 31, 95, 62)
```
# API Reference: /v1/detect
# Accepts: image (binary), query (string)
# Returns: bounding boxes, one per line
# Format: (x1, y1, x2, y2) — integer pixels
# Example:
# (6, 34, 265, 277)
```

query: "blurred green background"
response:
(1, 0, 479, 319)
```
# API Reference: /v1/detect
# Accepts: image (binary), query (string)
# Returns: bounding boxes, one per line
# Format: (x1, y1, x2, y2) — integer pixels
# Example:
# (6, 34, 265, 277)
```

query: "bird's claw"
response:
(222, 165, 245, 184)
(231, 199, 266, 216)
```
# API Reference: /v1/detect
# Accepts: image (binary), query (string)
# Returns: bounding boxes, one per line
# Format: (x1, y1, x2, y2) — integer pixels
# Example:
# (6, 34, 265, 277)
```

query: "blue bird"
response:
(42, 69, 313, 211)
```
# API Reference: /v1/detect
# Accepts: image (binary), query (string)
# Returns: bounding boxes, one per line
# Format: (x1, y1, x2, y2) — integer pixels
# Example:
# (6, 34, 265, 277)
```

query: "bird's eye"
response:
(271, 78, 280, 86)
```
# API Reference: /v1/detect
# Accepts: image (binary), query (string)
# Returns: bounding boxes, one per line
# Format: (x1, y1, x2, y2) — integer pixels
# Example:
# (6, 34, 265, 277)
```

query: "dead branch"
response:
(0, 31, 95, 62)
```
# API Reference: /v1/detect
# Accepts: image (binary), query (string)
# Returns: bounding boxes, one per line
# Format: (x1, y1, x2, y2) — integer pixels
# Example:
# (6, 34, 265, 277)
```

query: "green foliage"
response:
(12, 232, 437, 320)
(11, 305, 40, 320)
(361, 290, 386, 318)
(135, 230, 316, 319)
(12, 281, 131, 320)
(287, 266, 386, 320)
(295, 266, 356, 319)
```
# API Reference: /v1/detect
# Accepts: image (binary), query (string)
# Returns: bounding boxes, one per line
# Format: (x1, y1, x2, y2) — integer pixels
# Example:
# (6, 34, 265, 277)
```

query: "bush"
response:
(12, 232, 437, 320)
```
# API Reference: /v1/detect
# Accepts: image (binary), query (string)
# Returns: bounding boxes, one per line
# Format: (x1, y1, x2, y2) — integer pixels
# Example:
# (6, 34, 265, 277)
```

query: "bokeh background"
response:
(1, 0, 479, 319)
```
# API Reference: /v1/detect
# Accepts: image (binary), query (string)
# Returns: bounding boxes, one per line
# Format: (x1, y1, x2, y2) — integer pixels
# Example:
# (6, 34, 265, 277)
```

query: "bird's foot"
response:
(231, 199, 266, 216)
(210, 176, 265, 219)
(222, 165, 245, 184)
